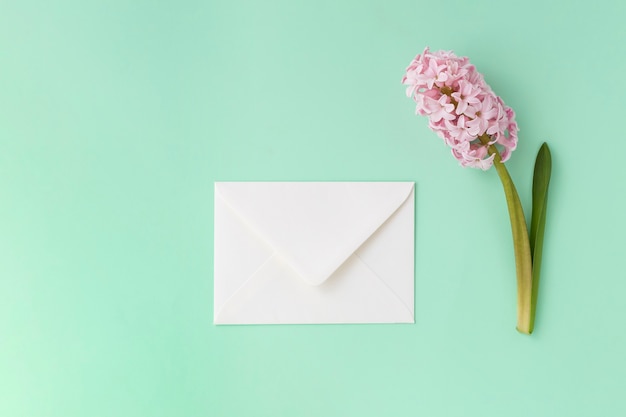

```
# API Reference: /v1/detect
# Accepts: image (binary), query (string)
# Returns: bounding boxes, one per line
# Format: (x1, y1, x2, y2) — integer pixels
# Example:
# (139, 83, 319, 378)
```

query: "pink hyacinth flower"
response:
(401, 47, 518, 170)
(402, 47, 555, 336)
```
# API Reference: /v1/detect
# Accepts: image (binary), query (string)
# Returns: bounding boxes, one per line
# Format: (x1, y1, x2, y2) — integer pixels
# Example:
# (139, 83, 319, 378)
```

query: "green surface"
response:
(2, 0, 626, 416)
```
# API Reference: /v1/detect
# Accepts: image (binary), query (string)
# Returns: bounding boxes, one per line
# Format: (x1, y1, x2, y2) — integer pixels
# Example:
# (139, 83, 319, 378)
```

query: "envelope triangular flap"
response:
(215, 182, 414, 286)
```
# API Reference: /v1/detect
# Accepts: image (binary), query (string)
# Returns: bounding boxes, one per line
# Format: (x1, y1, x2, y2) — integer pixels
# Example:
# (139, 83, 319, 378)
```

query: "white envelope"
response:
(213, 182, 415, 324)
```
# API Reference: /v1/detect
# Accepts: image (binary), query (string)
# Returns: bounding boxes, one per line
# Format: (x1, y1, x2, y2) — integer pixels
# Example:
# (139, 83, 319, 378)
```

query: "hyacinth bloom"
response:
(402, 47, 518, 170)
(403, 48, 553, 335)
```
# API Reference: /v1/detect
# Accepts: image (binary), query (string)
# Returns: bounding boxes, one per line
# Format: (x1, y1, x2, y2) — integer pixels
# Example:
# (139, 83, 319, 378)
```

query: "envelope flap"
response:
(215, 182, 414, 285)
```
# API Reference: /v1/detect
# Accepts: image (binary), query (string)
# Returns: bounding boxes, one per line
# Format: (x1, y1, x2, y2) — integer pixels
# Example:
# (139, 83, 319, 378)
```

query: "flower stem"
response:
(479, 135, 534, 334)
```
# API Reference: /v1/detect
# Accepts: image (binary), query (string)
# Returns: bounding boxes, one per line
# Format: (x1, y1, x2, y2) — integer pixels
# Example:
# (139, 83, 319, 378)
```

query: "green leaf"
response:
(528, 142, 552, 333)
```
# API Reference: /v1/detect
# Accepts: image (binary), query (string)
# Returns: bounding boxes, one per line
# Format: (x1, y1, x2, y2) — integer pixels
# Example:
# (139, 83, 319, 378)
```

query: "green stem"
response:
(479, 135, 534, 334)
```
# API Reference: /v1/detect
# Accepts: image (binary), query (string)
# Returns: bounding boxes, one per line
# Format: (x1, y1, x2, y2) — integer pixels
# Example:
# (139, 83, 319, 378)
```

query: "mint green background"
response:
(2, 1, 625, 416)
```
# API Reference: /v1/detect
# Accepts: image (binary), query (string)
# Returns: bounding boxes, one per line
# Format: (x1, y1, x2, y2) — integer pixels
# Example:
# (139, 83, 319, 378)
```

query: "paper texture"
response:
(213, 182, 415, 324)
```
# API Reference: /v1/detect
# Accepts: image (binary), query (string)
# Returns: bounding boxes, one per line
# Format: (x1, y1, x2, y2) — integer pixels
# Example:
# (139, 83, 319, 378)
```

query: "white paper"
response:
(213, 182, 415, 324)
